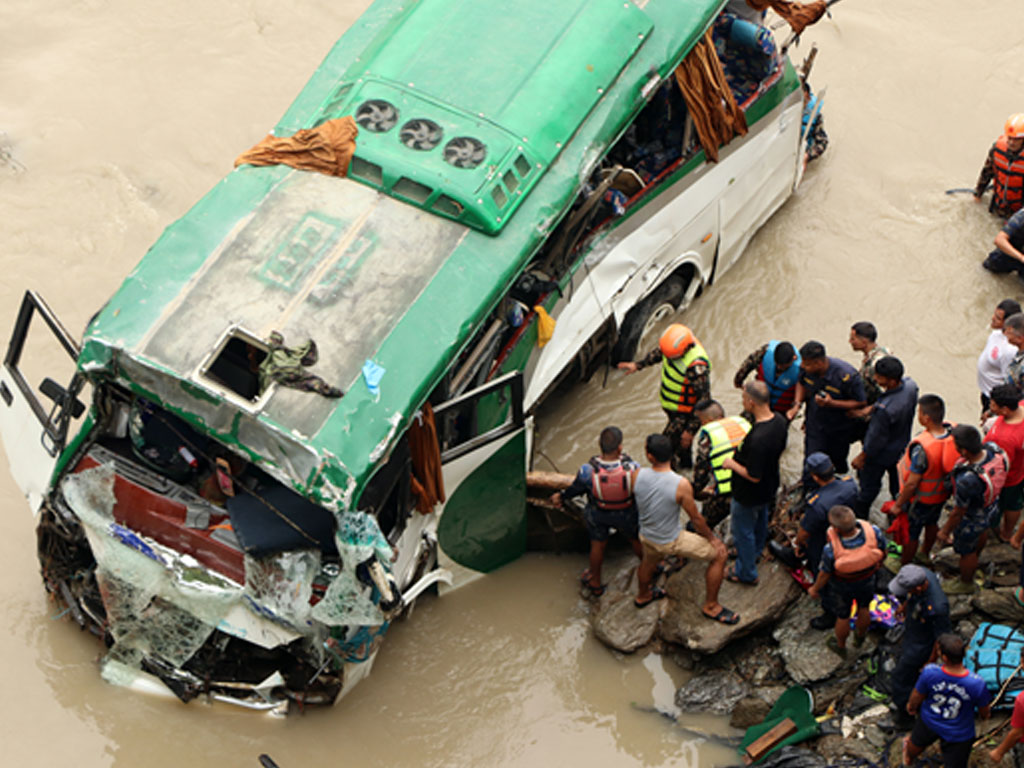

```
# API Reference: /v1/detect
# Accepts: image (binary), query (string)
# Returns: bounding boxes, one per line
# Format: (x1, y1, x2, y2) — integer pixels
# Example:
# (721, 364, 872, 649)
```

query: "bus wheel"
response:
(611, 276, 687, 364)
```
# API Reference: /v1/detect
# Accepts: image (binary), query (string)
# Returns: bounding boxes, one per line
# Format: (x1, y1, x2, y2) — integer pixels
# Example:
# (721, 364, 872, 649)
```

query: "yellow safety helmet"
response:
(1005, 113, 1024, 139)
(659, 324, 696, 359)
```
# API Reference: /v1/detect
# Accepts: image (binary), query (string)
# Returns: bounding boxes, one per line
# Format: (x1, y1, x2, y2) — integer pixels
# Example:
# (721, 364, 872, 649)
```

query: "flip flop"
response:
(655, 557, 687, 577)
(703, 606, 740, 625)
(579, 569, 606, 597)
(725, 566, 759, 586)
(1015, 586, 1024, 608)
(634, 587, 667, 608)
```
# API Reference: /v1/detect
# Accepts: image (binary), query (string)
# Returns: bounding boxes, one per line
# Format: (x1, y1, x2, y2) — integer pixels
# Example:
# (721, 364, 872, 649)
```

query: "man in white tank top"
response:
(631, 434, 738, 624)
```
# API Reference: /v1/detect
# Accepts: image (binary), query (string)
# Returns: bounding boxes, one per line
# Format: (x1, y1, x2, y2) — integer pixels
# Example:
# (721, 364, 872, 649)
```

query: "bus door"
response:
(0, 291, 87, 511)
(434, 371, 526, 589)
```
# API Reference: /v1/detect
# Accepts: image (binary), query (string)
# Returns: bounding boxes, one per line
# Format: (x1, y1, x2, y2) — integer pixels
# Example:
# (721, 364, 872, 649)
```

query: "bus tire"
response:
(611, 276, 687, 364)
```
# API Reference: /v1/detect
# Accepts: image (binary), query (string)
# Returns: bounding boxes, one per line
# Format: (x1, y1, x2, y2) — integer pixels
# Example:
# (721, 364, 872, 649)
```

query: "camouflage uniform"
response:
(637, 347, 710, 470)
(693, 430, 730, 528)
(732, 343, 768, 389)
(1007, 349, 1024, 391)
(258, 331, 344, 398)
(859, 344, 893, 406)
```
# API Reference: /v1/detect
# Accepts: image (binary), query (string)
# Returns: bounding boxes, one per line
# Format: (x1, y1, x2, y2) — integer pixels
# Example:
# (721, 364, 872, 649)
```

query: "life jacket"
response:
(659, 341, 711, 413)
(827, 521, 884, 581)
(696, 416, 752, 496)
(993, 135, 1024, 215)
(953, 443, 1009, 511)
(758, 340, 802, 412)
(897, 426, 960, 505)
(588, 458, 634, 511)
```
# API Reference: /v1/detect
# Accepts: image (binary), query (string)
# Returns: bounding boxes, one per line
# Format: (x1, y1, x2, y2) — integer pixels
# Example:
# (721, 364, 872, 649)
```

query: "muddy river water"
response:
(1, 1, 1022, 765)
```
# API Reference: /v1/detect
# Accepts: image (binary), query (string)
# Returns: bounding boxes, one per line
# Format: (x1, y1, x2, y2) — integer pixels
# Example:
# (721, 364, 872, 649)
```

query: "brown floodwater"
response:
(1, 0, 1022, 765)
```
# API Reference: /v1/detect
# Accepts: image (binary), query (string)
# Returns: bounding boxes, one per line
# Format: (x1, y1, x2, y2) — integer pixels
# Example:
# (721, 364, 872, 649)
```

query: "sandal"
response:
(634, 587, 667, 608)
(702, 606, 740, 625)
(1015, 586, 1024, 608)
(725, 566, 759, 586)
(579, 569, 606, 597)
(655, 556, 687, 577)
(826, 634, 848, 659)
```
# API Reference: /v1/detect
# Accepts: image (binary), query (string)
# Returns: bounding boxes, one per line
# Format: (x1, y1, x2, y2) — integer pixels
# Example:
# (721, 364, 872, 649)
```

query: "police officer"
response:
(790, 453, 859, 629)
(692, 399, 751, 529)
(888, 564, 952, 731)
(975, 113, 1024, 219)
(619, 324, 711, 469)
(850, 356, 918, 520)
(786, 341, 866, 476)
(732, 340, 802, 414)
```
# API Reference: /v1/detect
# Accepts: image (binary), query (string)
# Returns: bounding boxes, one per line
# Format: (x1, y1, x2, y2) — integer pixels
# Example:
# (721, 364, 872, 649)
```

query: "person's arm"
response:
(723, 455, 757, 483)
(892, 444, 927, 513)
(807, 566, 830, 599)
(618, 347, 662, 375)
(907, 687, 925, 716)
(552, 464, 592, 506)
(733, 345, 767, 388)
(990, 726, 1024, 763)
(995, 229, 1024, 264)
(687, 363, 711, 402)
(978, 703, 992, 721)
(677, 477, 716, 541)
(692, 434, 715, 499)
(793, 526, 811, 557)
(937, 505, 965, 544)
(976, 145, 996, 198)
(786, 379, 807, 421)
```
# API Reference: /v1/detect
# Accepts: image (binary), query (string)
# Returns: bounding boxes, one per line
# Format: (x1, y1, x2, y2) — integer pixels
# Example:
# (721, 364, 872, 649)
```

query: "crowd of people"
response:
(550, 294, 1024, 764)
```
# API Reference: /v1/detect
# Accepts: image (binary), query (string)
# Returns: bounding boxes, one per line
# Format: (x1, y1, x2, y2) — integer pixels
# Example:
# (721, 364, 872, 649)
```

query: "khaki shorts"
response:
(640, 530, 717, 562)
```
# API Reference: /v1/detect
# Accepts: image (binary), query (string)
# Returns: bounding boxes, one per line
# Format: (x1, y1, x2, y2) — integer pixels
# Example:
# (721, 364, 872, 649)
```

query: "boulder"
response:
(808, 668, 870, 715)
(658, 560, 802, 654)
(729, 695, 770, 728)
(772, 596, 877, 685)
(590, 566, 660, 653)
(674, 669, 748, 715)
(948, 594, 974, 621)
(972, 587, 1024, 624)
(933, 542, 1021, 574)
(814, 733, 884, 764)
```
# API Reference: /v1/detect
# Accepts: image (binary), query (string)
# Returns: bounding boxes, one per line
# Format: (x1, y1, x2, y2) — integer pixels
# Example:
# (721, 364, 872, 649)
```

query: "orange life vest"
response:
(993, 135, 1024, 214)
(897, 426, 960, 505)
(827, 521, 884, 581)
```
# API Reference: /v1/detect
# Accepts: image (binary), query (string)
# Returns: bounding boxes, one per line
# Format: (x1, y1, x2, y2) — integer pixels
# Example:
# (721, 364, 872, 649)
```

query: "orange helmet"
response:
(1005, 113, 1024, 139)
(659, 324, 696, 358)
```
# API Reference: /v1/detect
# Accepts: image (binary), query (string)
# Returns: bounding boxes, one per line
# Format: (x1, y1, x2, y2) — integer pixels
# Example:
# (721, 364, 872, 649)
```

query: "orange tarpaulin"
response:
(235, 116, 358, 177)
(408, 403, 445, 515)
(746, 0, 828, 35)
(673, 30, 748, 163)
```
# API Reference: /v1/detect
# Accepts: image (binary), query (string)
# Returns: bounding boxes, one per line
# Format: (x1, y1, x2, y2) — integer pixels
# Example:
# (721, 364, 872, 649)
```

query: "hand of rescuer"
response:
(617, 361, 639, 375)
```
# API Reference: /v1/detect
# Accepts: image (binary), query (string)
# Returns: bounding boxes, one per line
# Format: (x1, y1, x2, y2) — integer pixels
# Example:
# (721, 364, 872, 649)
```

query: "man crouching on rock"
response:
(632, 433, 739, 624)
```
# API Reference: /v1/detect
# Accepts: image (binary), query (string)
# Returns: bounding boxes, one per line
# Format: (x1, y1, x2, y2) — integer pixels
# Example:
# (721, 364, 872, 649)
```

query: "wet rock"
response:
(808, 668, 870, 715)
(772, 596, 877, 685)
(814, 733, 883, 764)
(590, 566, 659, 653)
(729, 695, 770, 728)
(658, 560, 802, 654)
(948, 594, 974, 621)
(957, 618, 980, 640)
(674, 669, 748, 715)
(933, 542, 1021, 574)
(972, 587, 1024, 624)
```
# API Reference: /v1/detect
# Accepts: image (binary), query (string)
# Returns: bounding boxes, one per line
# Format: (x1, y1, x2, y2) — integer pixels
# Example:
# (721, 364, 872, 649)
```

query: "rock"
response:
(956, 618, 980, 640)
(729, 695, 770, 728)
(972, 587, 1024, 624)
(590, 566, 659, 653)
(772, 596, 877, 685)
(674, 669, 749, 715)
(948, 594, 974, 621)
(658, 560, 802, 654)
(814, 733, 883, 764)
(933, 542, 1021, 574)
(808, 668, 869, 715)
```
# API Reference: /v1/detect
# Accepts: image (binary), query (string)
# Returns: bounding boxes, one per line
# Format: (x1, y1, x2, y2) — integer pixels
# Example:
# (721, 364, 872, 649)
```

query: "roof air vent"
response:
(399, 119, 443, 151)
(355, 100, 399, 133)
(443, 137, 487, 169)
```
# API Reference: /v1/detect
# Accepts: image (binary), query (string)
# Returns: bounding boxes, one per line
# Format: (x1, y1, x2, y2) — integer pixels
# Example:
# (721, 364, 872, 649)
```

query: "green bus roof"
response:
(78, 0, 728, 511)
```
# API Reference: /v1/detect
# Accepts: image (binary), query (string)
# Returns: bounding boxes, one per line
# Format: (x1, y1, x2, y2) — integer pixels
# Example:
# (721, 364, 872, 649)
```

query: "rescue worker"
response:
(850, 356, 918, 520)
(787, 341, 866, 476)
(732, 340, 802, 414)
(692, 399, 751, 529)
(977, 299, 1021, 414)
(890, 394, 959, 567)
(888, 564, 952, 731)
(552, 426, 643, 596)
(984, 384, 1024, 543)
(975, 113, 1024, 219)
(807, 505, 886, 659)
(848, 321, 893, 411)
(937, 425, 1009, 594)
(789, 453, 859, 630)
(982, 207, 1024, 280)
(618, 324, 710, 469)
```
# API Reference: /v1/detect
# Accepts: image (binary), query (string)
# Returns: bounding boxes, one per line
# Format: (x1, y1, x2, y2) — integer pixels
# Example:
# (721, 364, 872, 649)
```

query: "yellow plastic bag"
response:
(534, 305, 556, 348)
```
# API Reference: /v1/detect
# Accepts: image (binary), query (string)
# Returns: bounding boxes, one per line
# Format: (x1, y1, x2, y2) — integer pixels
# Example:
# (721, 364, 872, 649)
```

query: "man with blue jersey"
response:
(905, 634, 991, 768)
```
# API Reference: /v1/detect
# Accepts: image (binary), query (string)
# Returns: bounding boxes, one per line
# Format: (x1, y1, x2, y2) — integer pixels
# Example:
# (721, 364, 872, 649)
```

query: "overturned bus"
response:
(0, 0, 825, 712)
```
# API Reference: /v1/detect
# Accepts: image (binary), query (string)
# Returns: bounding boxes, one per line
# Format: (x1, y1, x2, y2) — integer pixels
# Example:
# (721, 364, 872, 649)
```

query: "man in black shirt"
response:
(723, 380, 788, 584)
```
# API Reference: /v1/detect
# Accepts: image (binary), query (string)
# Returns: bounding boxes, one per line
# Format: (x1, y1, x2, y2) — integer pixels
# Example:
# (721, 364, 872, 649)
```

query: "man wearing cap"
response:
(732, 340, 802, 415)
(619, 324, 711, 470)
(850, 356, 918, 520)
(889, 564, 952, 731)
(787, 341, 866, 477)
(790, 452, 859, 629)
(975, 113, 1024, 219)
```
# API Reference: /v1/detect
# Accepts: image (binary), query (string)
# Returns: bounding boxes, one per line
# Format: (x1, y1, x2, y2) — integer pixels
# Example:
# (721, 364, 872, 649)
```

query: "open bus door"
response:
(434, 371, 527, 589)
(0, 291, 86, 511)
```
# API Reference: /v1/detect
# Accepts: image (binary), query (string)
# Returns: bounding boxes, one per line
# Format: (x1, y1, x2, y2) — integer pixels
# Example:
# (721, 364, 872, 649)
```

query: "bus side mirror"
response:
(39, 377, 85, 419)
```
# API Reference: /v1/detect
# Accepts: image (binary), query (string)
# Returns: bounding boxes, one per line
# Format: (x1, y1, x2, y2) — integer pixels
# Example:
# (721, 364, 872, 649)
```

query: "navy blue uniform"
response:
(801, 357, 866, 475)
(891, 570, 952, 714)
(983, 208, 1024, 275)
(799, 475, 859, 574)
(856, 376, 919, 519)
